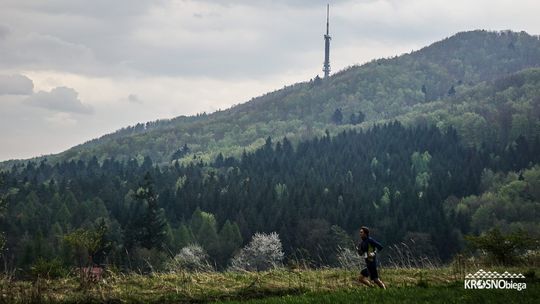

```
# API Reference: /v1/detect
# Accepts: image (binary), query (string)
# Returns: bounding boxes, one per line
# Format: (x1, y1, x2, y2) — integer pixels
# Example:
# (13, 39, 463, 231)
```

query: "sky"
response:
(1, 0, 539, 161)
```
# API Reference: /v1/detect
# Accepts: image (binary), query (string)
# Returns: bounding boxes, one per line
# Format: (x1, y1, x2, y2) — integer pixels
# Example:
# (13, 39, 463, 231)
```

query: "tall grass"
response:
(1, 266, 536, 303)
(1, 244, 538, 303)
(385, 242, 440, 269)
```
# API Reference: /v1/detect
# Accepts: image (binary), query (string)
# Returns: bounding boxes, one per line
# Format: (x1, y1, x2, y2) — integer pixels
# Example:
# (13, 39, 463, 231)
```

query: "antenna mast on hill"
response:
(323, 4, 331, 78)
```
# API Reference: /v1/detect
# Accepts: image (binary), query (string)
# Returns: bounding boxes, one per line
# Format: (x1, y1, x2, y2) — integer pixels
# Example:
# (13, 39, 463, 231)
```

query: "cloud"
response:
(194, 0, 352, 8)
(0, 24, 9, 39)
(1, 0, 539, 80)
(24, 86, 93, 114)
(127, 93, 143, 104)
(0, 1, 396, 79)
(1, 0, 540, 160)
(45, 112, 77, 127)
(0, 74, 34, 95)
(0, 28, 103, 75)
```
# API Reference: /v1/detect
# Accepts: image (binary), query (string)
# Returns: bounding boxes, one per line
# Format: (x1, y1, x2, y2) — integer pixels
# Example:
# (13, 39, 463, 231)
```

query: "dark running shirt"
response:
(357, 236, 383, 262)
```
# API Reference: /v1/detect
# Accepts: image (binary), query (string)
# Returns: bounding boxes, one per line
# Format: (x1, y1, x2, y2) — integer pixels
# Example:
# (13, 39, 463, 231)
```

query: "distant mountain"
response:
(4, 30, 540, 167)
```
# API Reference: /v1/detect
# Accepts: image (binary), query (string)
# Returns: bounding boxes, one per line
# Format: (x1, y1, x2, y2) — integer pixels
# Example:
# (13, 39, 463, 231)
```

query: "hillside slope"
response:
(5, 30, 540, 166)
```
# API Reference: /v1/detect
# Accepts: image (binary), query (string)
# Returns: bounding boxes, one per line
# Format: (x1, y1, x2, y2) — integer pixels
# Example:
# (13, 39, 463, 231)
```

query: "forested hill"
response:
(2, 30, 540, 270)
(3, 30, 539, 167)
(2, 122, 539, 269)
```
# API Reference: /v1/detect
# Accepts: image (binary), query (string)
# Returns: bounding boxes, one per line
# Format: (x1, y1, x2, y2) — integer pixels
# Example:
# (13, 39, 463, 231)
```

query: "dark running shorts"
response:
(361, 261, 379, 280)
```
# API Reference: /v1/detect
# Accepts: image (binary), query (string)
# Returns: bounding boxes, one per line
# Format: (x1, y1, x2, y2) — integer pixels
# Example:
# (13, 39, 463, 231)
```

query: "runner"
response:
(357, 226, 386, 289)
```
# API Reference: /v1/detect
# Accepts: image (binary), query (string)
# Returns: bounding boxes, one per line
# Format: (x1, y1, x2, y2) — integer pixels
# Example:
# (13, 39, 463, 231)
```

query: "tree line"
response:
(1, 122, 539, 273)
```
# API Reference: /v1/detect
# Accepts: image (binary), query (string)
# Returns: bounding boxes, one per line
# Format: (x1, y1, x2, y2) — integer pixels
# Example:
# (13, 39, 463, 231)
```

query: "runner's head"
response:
(360, 226, 369, 240)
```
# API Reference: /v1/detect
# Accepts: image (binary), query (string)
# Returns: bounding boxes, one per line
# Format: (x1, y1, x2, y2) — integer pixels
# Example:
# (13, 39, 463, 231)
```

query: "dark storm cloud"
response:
(0, 74, 34, 95)
(24, 86, 93, 114)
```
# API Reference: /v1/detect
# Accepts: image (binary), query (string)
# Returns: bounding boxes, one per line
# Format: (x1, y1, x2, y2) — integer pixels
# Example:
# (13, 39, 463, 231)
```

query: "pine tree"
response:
(448, 85, 456, 96)
(135, 172, 167, 250)
(0, 177, 6, 253)
(331, 108, 343, 124)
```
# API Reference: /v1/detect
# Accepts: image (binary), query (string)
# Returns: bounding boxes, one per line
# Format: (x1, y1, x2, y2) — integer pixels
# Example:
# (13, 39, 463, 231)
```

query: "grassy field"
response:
(216, 285, 540, 304)
(1, 267, 537, 303)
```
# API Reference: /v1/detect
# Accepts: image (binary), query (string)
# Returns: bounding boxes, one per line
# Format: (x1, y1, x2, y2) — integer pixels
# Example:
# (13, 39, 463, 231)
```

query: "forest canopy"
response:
(1, 122, 539, 271)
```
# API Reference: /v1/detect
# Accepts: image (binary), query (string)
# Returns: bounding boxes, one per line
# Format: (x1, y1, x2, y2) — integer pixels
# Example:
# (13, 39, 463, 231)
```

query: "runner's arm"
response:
(370, 238, 383, 251)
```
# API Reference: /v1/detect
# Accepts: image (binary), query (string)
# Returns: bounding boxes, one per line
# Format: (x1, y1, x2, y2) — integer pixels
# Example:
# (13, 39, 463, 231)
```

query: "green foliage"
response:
(292, 220, 352, 267)
(465, 228, 539, 265)
(331, 108, 343, 125)
(218, 220, 243, 266)
(274, 183, 287, 201)
(171, 144, 190, 161)
(2, 30, 540, 278)
(63, 220, 109, 266)
(131, 247, 168, 273)
(127, 172, 167, 250)
(411, 151, 432, 174)
(0, 175, 5, 253)
(349, 111, 365, 125)
(450, 166, 540, 235)
(411, 151, 432, 193)
(1, 121, 539, 270)
(448, 85, 456, 96)
(191, 208, 217, 235)
(0, 233, 5, 253)
(196, 218, 219, 257)
(172, 223, 194, 251)
(30, 257, 67, 279)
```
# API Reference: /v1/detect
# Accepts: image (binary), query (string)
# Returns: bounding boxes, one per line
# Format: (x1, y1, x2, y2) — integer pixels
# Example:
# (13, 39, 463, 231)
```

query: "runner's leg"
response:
(359, 267, 373, 287)
(358, 275, 373, 287)
(373, 278, 386, 289)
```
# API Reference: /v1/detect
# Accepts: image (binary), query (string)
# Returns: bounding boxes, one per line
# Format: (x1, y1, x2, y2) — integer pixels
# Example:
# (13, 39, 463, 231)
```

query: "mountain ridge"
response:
(2, 29, 540, 168)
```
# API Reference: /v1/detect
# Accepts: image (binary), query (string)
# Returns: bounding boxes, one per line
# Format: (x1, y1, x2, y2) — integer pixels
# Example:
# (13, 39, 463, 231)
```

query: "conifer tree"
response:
(135, 172, 167, 250)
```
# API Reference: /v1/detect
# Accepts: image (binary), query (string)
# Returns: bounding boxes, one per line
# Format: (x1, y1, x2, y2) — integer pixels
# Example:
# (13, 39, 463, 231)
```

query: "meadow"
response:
(1, 267, 537, 303)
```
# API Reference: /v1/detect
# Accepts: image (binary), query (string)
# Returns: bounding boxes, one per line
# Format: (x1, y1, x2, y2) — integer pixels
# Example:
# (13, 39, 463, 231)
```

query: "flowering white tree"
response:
(230, 232, 284, 271)
(168, 244, 213, 272)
